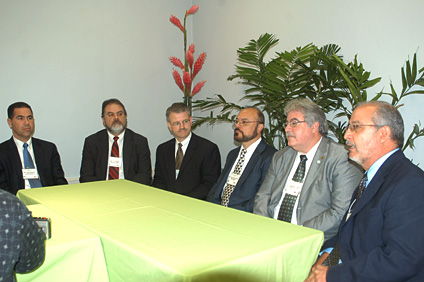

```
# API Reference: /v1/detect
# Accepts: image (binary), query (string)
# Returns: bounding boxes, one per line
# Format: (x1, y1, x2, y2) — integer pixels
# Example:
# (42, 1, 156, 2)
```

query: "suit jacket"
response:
(254, 136, 363, 241)
(324, 150, 424, 282)
(0, 137, 68, 195)
(152, 133, 221, 200)
(79, 129, 151, 185)
(207, 139, 276, 212)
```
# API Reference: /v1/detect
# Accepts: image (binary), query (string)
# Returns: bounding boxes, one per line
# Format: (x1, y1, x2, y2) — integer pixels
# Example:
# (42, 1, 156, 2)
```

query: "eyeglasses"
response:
(170, 119, 191, 127)
(346, 124, 384, 132)
(283, 119, 306, 128)
(232, 119, 261, 127)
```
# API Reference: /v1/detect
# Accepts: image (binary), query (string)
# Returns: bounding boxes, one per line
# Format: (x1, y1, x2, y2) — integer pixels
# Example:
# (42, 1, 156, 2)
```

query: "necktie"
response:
(221, 148, 247, 207)
(322, 172, 368, 266)
(175, 143, 183, 170)
(108, 137, 119, 180)
(277, 155, 307, 222)
(23, 143, 42, 188)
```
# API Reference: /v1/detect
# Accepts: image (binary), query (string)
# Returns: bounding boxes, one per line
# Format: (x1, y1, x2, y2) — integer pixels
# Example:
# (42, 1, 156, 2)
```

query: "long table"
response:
(17, 180, 323, 282)
(16, 204, 108, 282)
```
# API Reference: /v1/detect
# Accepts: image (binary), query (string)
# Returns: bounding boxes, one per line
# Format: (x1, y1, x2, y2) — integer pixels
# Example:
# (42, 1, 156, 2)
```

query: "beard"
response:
(234, 127, 258, 143)
(106, 119, 127, 135)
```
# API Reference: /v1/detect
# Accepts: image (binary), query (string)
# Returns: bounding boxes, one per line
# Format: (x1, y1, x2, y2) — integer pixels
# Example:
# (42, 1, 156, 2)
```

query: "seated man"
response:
(153, 103, 221, 200)
(254, 99, 362, 241)
(80, 98, 152, 184)
(0, 102, 68, 195)
(207, 107, 276, 212)
(305, 101, 424, 282)
(0, 189, 45, 281)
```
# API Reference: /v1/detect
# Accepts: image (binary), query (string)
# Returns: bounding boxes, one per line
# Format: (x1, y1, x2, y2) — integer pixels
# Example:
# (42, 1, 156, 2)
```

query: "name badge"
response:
(283, 180, 303, 196)
(109, 157, 122, 168)
(22, 168, 39, 179)
(226, 172, 241, 186)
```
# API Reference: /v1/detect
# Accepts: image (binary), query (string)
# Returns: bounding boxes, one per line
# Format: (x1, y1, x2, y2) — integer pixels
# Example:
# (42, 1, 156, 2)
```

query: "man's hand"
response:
(304, 253, 329, 282)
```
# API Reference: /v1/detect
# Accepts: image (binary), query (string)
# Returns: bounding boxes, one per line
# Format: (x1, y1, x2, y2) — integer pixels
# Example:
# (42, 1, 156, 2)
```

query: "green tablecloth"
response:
(16, 204, 108, 282)
(17, 180, 323, 282)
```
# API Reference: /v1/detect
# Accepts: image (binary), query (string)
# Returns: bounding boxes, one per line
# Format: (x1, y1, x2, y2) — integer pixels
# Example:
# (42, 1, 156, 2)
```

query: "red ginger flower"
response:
(192, 52, 207, 79)
(169, 57, 184, 70)
(172, 69, 184, 93)
(170, 15, 184, 32)
(192, 81, 206, 96)
(183, 71, 192, 90)
(186, 51, 194, 70)
(188, 44, 195, 54)
(186, 5, 199, 16)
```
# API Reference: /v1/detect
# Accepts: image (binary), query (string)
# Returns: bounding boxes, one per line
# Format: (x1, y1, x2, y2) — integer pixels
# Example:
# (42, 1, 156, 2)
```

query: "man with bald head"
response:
(207, 107, 276, 212)
(306, 101, 424, 282)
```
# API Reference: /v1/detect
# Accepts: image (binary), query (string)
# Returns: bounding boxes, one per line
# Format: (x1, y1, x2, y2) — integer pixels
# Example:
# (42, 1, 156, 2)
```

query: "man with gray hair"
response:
(254, 98, 362, 241)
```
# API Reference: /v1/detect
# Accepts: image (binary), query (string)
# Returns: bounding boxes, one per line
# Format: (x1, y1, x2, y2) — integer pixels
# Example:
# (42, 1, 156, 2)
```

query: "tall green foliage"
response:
(192, 33, 424, 150)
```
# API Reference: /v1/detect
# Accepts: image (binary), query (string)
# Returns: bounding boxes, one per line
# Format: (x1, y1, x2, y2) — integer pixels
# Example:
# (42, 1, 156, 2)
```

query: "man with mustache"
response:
(152, 102, 221, 200)
(305, 101, 424, 282)
(0, 102, 68, 195)
(79, 98, 151, 184)
(207, 107, 276, 212)
(254, 99, 362, 242)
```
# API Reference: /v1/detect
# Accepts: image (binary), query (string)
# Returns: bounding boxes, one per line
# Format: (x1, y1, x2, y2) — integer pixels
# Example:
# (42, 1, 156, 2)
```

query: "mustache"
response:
(286, 132, 295, 138)
(346, 141, 356, 148)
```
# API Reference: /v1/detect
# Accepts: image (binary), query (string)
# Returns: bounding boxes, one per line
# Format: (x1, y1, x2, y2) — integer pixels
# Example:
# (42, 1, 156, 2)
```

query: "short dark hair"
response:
(7, 102, 33, 119)
(166, 103, 191, 122)
(284, 98, 328, 136)
(356, 101, 404, 148)
(101, 98, 127, 118)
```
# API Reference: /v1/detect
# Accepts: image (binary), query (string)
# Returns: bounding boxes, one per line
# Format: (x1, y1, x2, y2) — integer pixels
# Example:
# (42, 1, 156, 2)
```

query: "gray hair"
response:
(356, 101, 404, 148)
(284, 98, 328, 136)
(166, 102, 191, 122)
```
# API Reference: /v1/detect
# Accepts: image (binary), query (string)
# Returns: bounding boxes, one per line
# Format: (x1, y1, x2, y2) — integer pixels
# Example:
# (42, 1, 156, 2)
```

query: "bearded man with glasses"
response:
(254, 98, 362, 242)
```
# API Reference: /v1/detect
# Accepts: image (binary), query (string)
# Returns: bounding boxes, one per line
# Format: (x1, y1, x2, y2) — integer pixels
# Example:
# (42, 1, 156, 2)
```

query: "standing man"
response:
(305, 101, 424, 282)
(207, 107, 276, 212)
(153, 103, 221, 200)
(0, 102, 68, 195)
(254, 99, 362, 241)
(80, 98, 151, 184)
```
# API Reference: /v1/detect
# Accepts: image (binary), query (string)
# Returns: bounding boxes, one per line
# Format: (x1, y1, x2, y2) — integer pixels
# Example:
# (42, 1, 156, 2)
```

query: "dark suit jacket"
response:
(324, 150, 424, 282)
(152, 133, 221, 200)
(207, 139, 276, 212)
(79, 129, 151, 185)
(0, 137, 68, 195)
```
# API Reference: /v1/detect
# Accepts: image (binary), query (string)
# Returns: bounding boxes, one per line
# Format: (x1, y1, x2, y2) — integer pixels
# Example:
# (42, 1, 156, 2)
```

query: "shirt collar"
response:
(366, 148, 399, 185)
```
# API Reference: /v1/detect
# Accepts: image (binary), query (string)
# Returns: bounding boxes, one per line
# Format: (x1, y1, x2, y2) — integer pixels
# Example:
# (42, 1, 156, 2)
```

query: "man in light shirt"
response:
(254, 98, 362, 241)
(305, 101, 424, 282)
(207, 107, 276, 212)
(0, 102, 67, 194)
(80, 98, 151, 184)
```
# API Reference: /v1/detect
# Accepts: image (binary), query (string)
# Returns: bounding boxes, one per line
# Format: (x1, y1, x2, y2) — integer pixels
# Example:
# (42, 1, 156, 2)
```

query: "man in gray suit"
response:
(254, 99, 362, 241)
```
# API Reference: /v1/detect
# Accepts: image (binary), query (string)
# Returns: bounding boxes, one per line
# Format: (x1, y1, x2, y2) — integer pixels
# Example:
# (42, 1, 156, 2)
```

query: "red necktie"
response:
(108, 137, 119, 180)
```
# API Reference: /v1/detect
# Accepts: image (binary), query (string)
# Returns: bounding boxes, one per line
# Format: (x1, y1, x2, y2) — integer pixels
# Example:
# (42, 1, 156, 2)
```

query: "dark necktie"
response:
(108, 137, 119, 180)
(277, 155, 307, 222)
(323, 172, 368, 266)
(23, 143, 42, 188)
(221, 148, 247, 207)
(175, 142, 183, 170)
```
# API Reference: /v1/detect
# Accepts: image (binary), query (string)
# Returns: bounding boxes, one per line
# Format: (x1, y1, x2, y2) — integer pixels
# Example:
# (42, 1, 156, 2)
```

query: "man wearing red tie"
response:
(80, 98, 151, 185)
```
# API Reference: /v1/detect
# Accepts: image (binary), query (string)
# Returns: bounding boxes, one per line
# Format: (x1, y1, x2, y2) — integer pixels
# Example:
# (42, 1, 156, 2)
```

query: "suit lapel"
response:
(165, 139, 177, 180)
(179, 133, 196, 174)
(236, 140, 266, 188)
(32, 138, 45, 184)
(122, 130, 132, 173)
(99, 130, 110, 176)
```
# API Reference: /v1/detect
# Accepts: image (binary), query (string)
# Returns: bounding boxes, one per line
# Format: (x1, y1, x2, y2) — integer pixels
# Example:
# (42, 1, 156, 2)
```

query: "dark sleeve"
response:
(50, 144, 68, 185)
(131, 137, 152, 185)
(186, 144, 221, 200)
(79, 138, 99, 183)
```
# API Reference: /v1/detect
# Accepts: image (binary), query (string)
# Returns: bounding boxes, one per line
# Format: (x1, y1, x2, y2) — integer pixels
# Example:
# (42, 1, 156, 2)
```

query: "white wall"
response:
(1, 0, 423, 181)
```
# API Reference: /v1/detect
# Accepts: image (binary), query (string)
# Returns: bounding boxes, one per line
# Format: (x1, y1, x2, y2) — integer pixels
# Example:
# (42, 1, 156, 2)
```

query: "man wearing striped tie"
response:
(0, 102, 68, 195)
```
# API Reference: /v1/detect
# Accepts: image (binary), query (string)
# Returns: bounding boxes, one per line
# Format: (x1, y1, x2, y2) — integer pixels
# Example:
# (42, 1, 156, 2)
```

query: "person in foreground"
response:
(80, 98, 151, 184)
(254, 99, 362, 241)
(305, 101, 424, 282)
(207, 107, 276, 212)
(153, 102, 221, 200)
(0, 189, 45, 281)
(0, 102, 67, 195)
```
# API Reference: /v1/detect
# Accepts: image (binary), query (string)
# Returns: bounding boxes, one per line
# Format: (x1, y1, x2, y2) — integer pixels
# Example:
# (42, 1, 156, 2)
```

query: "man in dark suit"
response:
(207, 107, 276, 212)
(0, 102, 67, 195)
(80, 98, 151, 184)
(306, 101, 424, 282)
(152, 102, 221, 200)
(254, 99, 362, 241)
